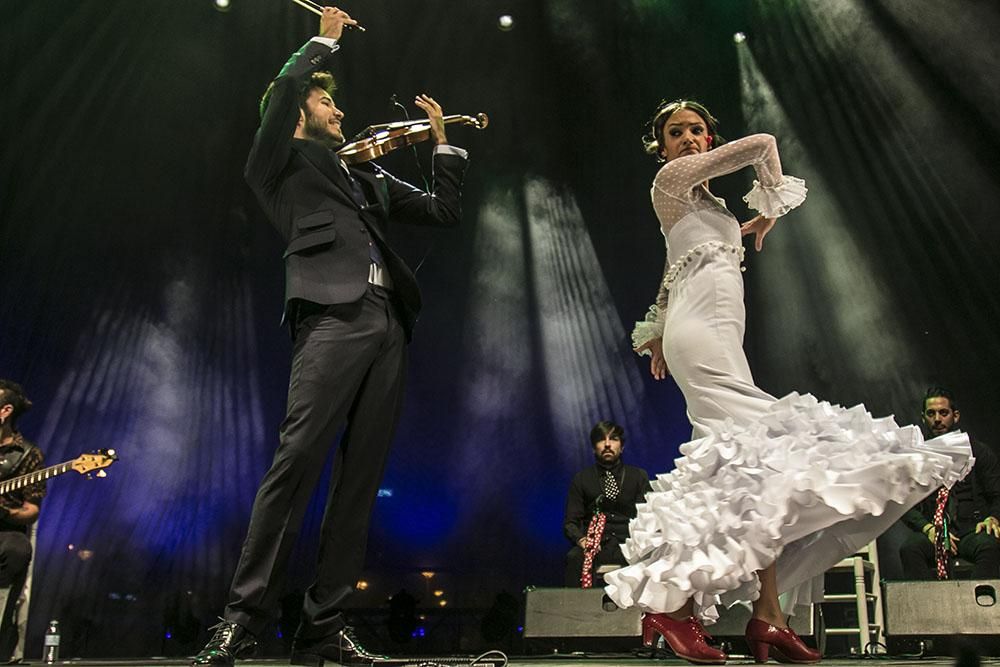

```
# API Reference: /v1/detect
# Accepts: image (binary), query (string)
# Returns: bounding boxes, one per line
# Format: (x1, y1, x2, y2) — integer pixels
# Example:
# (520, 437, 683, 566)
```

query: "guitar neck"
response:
(0, 460, 75, 495)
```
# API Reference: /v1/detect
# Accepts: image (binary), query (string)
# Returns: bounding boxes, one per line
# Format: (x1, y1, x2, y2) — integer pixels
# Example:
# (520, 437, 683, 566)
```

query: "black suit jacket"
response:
(563, 462, 652, 546)
(245, 39, 467, 340)
(902, 437, 1000, 535)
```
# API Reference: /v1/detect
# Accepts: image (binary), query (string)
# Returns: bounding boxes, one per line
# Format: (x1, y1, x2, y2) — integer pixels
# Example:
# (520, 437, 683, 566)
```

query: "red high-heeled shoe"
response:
(642, 613, 727, 665)
(745, 618, 821, 664)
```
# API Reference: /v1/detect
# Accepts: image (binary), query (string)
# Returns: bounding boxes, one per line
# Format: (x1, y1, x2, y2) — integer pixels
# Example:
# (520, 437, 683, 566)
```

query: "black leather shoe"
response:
(191, 620, 257, 666)
(290, 625, 388, 666)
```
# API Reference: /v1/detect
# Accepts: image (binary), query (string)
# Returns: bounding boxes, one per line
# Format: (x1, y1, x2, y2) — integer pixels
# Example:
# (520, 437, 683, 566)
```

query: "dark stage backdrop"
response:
(1, 0, 997, 659)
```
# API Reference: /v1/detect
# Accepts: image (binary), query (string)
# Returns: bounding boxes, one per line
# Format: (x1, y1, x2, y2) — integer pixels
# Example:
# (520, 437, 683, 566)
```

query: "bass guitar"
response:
(0, 449, 118, 496)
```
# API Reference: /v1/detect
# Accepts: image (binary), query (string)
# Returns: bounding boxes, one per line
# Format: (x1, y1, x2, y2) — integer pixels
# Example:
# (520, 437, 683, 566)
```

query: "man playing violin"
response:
(192, 7, 468, 667)
(0, 380, 44, 660)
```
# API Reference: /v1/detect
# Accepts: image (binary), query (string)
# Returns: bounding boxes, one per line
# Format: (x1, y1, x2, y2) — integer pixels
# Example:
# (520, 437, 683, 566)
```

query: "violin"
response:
(337, 113, 489, 165)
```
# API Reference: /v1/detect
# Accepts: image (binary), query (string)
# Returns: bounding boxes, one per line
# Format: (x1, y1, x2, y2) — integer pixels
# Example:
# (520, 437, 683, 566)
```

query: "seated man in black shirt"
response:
(563, 421, 651, 587)
(899, 386, 1000, 579)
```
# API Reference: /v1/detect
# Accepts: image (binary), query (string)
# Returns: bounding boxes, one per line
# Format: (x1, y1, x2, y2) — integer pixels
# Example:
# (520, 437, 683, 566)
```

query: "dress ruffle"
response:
(742, 175, 808, 218)
(631, 305, 664, 356)
(604, 392, 973, 623)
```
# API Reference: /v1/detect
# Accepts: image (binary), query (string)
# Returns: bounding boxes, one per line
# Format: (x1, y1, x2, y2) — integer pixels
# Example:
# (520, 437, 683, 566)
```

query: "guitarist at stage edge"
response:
(0, 379, 45, 657)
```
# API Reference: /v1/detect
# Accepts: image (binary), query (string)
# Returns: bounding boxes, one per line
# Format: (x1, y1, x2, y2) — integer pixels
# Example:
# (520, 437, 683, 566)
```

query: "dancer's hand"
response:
(977, 516, 1000, 539)
(635, 337, 669, 380)
(740, 214, 776, 252)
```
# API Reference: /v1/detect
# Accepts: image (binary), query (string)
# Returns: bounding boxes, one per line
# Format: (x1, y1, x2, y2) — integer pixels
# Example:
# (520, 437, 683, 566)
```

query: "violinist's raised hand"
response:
(415, 94, 447, 145)
(319, 6, 358, 41)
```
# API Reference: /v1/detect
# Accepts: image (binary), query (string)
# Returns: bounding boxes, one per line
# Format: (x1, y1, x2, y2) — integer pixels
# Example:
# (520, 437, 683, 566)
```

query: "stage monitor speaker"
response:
(523, 587, 641, 638)
(884, 579, 1000, 636)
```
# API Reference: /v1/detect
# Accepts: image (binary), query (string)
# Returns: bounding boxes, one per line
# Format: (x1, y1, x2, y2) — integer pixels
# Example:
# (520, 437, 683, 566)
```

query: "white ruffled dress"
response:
(604, 134, 973, 623)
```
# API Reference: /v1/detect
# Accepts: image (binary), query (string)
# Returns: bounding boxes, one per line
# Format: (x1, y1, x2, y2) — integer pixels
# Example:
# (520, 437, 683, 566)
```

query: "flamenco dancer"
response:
(603, 100, 973, 664)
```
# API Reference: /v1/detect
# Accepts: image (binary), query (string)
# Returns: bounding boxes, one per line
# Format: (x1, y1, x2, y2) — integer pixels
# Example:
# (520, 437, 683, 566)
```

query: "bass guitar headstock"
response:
(71, 449, 119, 476)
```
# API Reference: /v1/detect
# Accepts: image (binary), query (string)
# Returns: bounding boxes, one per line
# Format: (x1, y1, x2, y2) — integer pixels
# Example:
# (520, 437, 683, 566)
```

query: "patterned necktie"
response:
(603, 470, 620, 501)
(933, 487, 951, 580)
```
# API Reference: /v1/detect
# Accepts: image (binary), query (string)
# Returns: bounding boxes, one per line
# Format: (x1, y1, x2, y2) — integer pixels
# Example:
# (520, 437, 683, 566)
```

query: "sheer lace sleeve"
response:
(631, 252, 670, 357)
(652, 134, 806, 219)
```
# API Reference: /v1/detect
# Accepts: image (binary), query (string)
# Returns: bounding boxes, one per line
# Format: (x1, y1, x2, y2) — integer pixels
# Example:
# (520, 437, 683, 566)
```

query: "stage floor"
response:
(15, 658, 994, 667)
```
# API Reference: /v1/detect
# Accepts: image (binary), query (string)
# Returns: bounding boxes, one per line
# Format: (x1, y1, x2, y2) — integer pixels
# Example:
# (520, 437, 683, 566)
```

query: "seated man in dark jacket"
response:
(563, 421, 651, 587)
(899, 387, 1000, 579)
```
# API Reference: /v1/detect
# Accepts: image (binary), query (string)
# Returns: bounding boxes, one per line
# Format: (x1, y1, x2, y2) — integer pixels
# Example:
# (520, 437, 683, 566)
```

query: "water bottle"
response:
(43, 619, 60, 664)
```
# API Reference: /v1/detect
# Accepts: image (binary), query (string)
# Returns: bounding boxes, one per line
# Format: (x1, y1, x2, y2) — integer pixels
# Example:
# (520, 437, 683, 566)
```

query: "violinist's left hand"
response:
(415, 94, 447, 145)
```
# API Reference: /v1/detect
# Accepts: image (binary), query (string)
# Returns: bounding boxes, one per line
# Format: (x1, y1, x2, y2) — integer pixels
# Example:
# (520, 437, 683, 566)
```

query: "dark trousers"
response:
(225, 286, 408, 639)
(0, 532, 31, 588)
(564, 539, 627, 587)
(0, 531, 32, 661)
(899, 528, 1000, 579)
